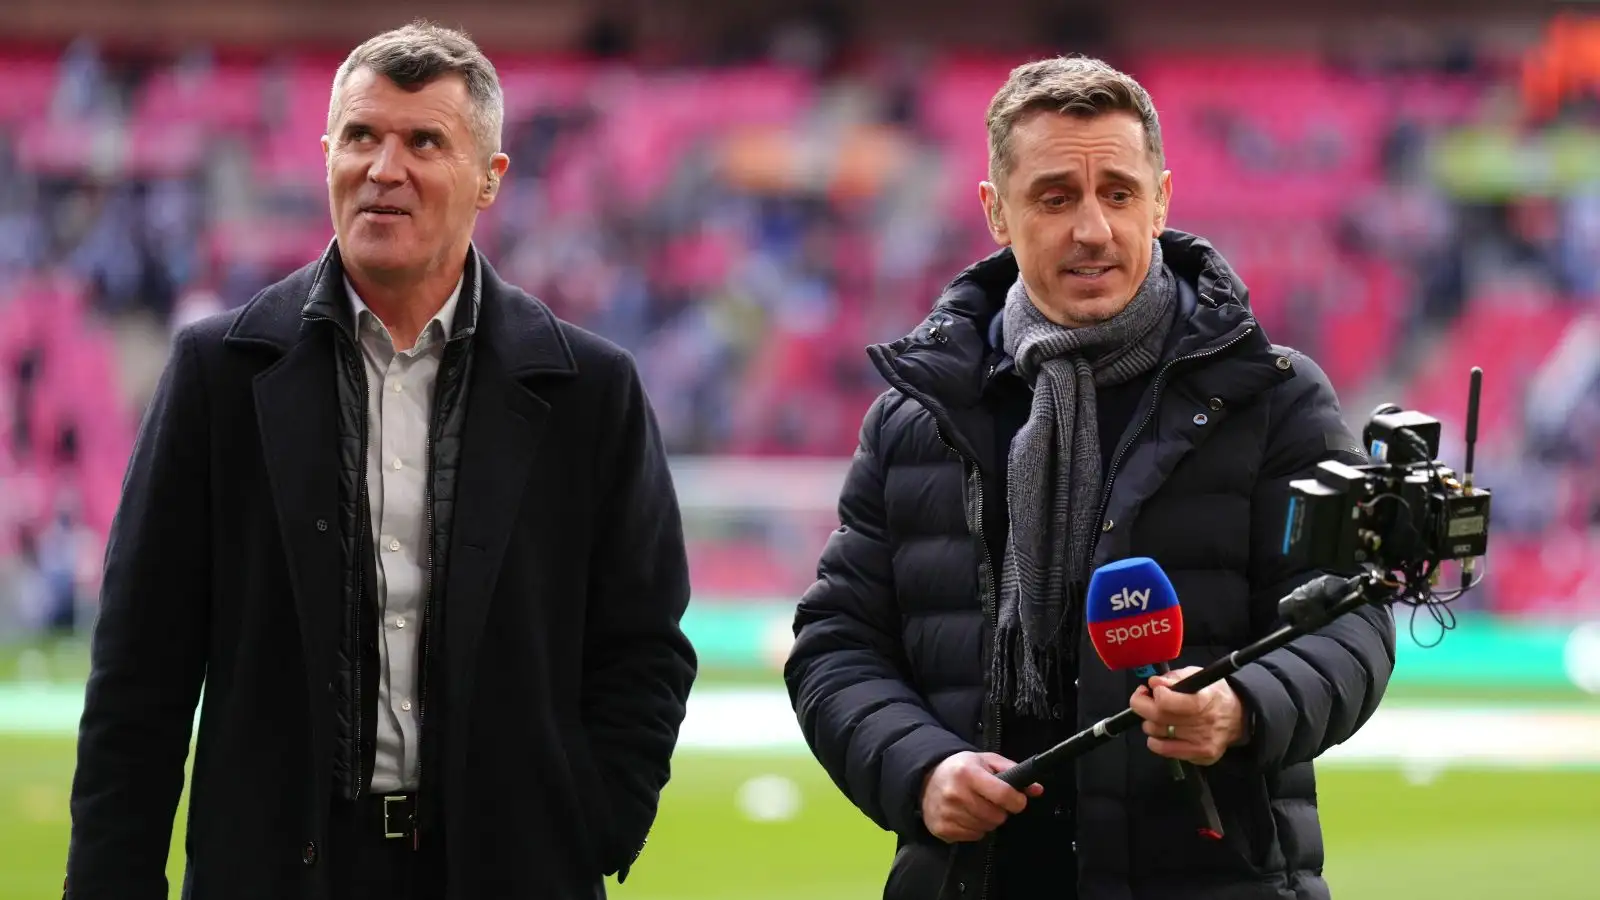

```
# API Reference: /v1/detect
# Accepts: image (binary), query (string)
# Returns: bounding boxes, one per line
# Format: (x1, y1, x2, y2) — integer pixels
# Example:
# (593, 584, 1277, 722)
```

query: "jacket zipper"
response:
(921, 322, 1254, 898)
(968, 456, 1000, 900)
(934, 419, 1002, 900)
(907, 323, 997, 899)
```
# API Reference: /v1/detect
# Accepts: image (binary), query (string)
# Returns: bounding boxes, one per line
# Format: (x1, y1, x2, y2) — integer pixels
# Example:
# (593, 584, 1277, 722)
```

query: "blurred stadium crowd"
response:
(2, 14, 1599, 638)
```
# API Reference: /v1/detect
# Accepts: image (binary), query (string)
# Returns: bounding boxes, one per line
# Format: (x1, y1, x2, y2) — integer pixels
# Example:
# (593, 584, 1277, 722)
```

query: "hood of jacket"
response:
(866, 228, 1268, 464)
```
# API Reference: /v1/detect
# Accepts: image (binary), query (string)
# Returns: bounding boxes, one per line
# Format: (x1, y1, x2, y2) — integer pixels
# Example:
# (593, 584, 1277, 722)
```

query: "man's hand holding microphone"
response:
(1131, 666, 1250, 766)
(920, 557, 1250, 843)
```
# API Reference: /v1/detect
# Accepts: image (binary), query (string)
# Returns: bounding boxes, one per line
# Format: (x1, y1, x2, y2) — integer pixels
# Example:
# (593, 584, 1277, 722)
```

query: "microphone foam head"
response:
(1086, 557, 1184, 671)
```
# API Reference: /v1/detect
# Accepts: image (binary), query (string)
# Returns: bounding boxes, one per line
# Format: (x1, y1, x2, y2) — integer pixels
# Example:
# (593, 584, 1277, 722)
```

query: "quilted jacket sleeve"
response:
(1228, 349, 1398, 771)
(784, 392, 977, 840)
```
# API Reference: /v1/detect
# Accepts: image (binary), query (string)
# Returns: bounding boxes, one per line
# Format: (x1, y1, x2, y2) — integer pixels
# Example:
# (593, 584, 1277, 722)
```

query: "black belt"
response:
(378, 794, 417, 841)
(339, 792, 418, 841)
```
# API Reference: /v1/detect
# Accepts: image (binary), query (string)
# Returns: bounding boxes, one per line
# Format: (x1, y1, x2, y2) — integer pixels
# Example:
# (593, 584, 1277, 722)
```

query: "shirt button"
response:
(401, 699, 412, 712)
(395, 617, 406, 629)
(392, 382, 403, 393)
(392, 458, 403, 470)
(387, 538, 400, 552)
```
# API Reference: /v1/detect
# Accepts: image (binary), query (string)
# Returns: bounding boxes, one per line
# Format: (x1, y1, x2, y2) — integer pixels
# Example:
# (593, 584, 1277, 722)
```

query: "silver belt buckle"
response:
(383, 795, 410, 839)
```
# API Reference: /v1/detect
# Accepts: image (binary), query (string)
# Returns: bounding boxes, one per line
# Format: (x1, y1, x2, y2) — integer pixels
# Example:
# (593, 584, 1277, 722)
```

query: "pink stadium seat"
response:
(131, 64, 263, 132)
(1316, 261, 1405, 394)
(124, 119, 206, 177)
(1487, 534, 1600, 617)
(208, 219, 335, 270)
(497, 59, 600, 118)
(264, 63, 340, 137)
(11, 118, 100, 176)
(254, 129, 329, 187)
(687, 539, 796, 597)
(659, 229, 739, 290)
(681, 67, 814, 129)
(0, 60, 58, 123)
(1405, 299, 1578, 452)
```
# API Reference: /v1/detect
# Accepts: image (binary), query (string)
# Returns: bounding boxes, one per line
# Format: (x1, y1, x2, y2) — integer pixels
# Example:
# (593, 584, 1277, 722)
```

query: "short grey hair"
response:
(986, 55, 1164, 185)
(327, 20, 504, 160)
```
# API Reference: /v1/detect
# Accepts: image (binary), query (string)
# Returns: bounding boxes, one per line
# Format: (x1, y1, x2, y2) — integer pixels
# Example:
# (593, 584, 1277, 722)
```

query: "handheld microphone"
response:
(1083, 558, 1224, 841)
(1085, 557, 1184, 672)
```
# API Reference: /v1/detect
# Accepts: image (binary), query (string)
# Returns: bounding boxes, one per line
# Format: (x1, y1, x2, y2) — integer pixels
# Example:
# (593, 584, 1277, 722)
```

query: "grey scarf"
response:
(993, 239, 1178, 718)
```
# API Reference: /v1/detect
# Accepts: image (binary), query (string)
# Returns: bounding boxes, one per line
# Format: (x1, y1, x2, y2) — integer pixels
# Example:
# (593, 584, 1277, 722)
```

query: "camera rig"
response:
(1281, 366, 1491, 609)
(996, 368, 1493, 790)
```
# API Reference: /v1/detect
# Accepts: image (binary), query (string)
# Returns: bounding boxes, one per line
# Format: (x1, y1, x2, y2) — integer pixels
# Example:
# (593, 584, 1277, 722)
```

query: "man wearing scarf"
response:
(786, 55, 1393, 900)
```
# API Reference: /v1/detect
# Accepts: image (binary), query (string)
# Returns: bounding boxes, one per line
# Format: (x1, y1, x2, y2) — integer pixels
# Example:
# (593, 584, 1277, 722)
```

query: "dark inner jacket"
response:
(784, 229, 1397, 900)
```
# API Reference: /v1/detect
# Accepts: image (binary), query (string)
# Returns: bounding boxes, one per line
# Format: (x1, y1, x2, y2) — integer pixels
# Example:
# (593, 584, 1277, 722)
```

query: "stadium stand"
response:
(0, 33, 1596, 624)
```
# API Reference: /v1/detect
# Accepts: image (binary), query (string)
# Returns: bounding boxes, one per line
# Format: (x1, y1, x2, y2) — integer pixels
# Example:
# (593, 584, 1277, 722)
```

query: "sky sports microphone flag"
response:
(1085, 556, 1183, 672)
(1084, 556, 1224, 840)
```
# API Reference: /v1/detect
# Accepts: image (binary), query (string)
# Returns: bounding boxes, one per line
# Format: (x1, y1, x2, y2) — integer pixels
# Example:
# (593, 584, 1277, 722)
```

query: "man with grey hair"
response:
(65, 20, 697, 899)
(787, 55, 1394, 899)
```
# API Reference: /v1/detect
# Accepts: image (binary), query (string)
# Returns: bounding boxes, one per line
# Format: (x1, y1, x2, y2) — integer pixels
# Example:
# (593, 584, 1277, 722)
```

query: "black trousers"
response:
(328, 793, 447, 900)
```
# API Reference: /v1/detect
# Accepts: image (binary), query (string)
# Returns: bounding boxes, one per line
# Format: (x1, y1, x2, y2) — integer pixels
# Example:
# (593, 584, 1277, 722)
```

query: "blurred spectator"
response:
(1, 20, 1599, 624)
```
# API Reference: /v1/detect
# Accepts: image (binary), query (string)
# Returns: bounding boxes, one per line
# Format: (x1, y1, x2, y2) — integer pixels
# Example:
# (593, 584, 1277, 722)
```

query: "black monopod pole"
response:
(996, 572, 1389, 789)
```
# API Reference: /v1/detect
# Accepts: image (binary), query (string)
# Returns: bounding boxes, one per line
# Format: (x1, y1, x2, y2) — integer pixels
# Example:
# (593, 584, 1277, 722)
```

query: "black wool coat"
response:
(65, 243, 698, 899)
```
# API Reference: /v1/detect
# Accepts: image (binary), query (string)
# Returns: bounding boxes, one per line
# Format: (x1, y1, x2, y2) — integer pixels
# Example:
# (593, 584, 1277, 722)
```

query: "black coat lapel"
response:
(442, 261, 577, 705)
(252, 326, 345, 711)
(442, 341, 547, 704)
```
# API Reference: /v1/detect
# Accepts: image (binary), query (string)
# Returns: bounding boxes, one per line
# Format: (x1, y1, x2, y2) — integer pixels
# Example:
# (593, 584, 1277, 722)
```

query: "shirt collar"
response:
(345, 274, 465, 346)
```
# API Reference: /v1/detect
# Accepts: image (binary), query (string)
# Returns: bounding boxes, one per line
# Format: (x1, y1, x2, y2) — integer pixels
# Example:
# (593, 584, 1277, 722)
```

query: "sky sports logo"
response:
(1107, 587, 1151, 612)
(1099, 617, 1174, 645)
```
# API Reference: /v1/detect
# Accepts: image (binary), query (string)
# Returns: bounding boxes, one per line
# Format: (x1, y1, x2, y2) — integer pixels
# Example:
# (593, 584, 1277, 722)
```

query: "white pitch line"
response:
(672, 688, 1600, 767)
(5, 684, 1599, 767)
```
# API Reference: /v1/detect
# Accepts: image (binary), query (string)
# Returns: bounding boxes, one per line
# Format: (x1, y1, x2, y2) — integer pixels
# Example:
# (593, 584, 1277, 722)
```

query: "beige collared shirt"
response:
(346, 275, 462, 793)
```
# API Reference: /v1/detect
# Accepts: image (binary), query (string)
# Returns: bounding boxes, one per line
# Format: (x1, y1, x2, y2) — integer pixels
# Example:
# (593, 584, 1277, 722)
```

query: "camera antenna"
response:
(1463, 366, 1482, 494)
(1460, 367, 1483, 592)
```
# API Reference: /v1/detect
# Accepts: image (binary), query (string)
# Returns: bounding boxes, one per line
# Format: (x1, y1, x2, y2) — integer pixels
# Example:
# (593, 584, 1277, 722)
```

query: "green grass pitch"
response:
(3, 648, 1597, 898)
(5, 737, 1599, 898)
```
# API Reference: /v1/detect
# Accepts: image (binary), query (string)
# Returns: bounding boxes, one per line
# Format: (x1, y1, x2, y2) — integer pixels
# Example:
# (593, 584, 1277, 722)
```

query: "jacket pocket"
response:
(1127, 751, 1279, 880)
(883, 839, 954, 900)
(1204, 752, 1284, 874)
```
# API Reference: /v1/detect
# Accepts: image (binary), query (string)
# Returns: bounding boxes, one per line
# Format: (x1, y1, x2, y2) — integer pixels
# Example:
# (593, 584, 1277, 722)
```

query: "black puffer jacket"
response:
(785, 230, 1396, 900)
